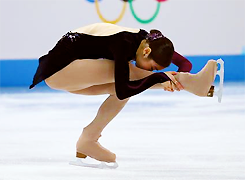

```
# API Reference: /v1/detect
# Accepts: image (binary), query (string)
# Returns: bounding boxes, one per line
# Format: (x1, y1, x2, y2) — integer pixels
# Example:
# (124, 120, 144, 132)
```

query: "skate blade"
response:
(214, 58, 224, 103)
(69, 157, 118, 169)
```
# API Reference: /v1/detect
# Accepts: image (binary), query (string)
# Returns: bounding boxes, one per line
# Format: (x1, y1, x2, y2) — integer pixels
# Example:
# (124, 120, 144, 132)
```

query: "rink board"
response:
(0, 55, 244, 87)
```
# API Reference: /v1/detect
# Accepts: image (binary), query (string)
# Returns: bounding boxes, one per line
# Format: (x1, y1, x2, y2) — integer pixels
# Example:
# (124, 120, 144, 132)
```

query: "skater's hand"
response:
(164, 71, 184, 91)
(161, 81, 177, 92)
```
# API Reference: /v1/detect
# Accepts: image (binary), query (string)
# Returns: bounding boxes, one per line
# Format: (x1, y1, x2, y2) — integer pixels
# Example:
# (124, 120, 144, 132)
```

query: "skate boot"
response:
(175, 59, 224, 102)
(69, 128, 118, 169)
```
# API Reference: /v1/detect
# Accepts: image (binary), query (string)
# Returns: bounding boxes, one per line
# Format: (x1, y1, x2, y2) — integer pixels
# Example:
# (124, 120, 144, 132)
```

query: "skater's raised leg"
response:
(130, 60, 219, 97)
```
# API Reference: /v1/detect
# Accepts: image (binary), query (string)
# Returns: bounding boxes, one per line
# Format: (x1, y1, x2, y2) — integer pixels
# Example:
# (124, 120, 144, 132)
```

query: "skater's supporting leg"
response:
(70, 85, 129, 163)
(83, 94, 129, 140)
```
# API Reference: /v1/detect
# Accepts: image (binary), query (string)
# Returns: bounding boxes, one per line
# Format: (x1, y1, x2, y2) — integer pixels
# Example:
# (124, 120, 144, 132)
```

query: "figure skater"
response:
(30, 23, 223, 169)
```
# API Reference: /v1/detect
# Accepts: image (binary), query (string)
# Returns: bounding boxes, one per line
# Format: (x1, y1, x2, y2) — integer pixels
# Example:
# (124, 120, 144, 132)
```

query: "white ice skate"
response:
(214, 58, 224, 103)
(69, 157, 118, 169)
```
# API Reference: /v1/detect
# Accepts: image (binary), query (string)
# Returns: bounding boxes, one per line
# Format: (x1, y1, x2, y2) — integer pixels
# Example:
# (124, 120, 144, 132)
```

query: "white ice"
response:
(0, 83, 245, 180)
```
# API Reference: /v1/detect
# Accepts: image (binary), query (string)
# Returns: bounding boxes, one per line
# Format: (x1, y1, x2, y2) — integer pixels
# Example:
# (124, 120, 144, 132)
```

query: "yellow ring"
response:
(95, 0, 127, 24)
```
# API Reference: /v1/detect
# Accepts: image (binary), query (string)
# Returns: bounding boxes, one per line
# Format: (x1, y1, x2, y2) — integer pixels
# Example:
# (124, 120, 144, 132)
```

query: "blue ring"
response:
(86, 0, 102, 3)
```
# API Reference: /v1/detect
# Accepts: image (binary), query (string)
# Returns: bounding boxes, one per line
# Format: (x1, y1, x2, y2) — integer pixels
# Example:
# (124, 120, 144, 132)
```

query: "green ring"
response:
(128, 0, 161, 24)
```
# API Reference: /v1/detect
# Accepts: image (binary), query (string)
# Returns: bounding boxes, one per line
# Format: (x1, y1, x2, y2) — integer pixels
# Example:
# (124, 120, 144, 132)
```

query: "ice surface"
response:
(0, 83, 245, 180)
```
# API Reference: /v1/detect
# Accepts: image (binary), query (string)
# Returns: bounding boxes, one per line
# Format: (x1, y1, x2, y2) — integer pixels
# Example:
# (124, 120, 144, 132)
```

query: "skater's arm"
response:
(172, 52, 192, 72)
(111, 42, 171, 100)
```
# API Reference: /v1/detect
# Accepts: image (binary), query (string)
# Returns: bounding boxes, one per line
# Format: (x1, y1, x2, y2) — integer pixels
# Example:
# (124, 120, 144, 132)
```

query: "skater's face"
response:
(135, 40, 165, 71)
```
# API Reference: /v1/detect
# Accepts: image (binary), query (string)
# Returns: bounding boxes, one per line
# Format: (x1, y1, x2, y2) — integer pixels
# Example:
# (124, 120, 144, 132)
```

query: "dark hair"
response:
(146, 30, 174, 68)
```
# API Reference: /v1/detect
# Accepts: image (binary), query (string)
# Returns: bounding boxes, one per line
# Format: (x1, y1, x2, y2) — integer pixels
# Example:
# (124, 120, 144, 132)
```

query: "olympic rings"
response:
(128, 0, 161, 24)
(86, 0, 168, 24)
(95, 0, 127, 24)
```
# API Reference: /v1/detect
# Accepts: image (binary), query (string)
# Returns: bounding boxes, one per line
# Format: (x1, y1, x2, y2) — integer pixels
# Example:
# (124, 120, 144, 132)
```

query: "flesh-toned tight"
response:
(45, 59, 217, 163)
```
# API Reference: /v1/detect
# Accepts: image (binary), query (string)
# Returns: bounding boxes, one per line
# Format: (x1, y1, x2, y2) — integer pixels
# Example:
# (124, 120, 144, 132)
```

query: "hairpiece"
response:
(146, 33, 164, 41)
